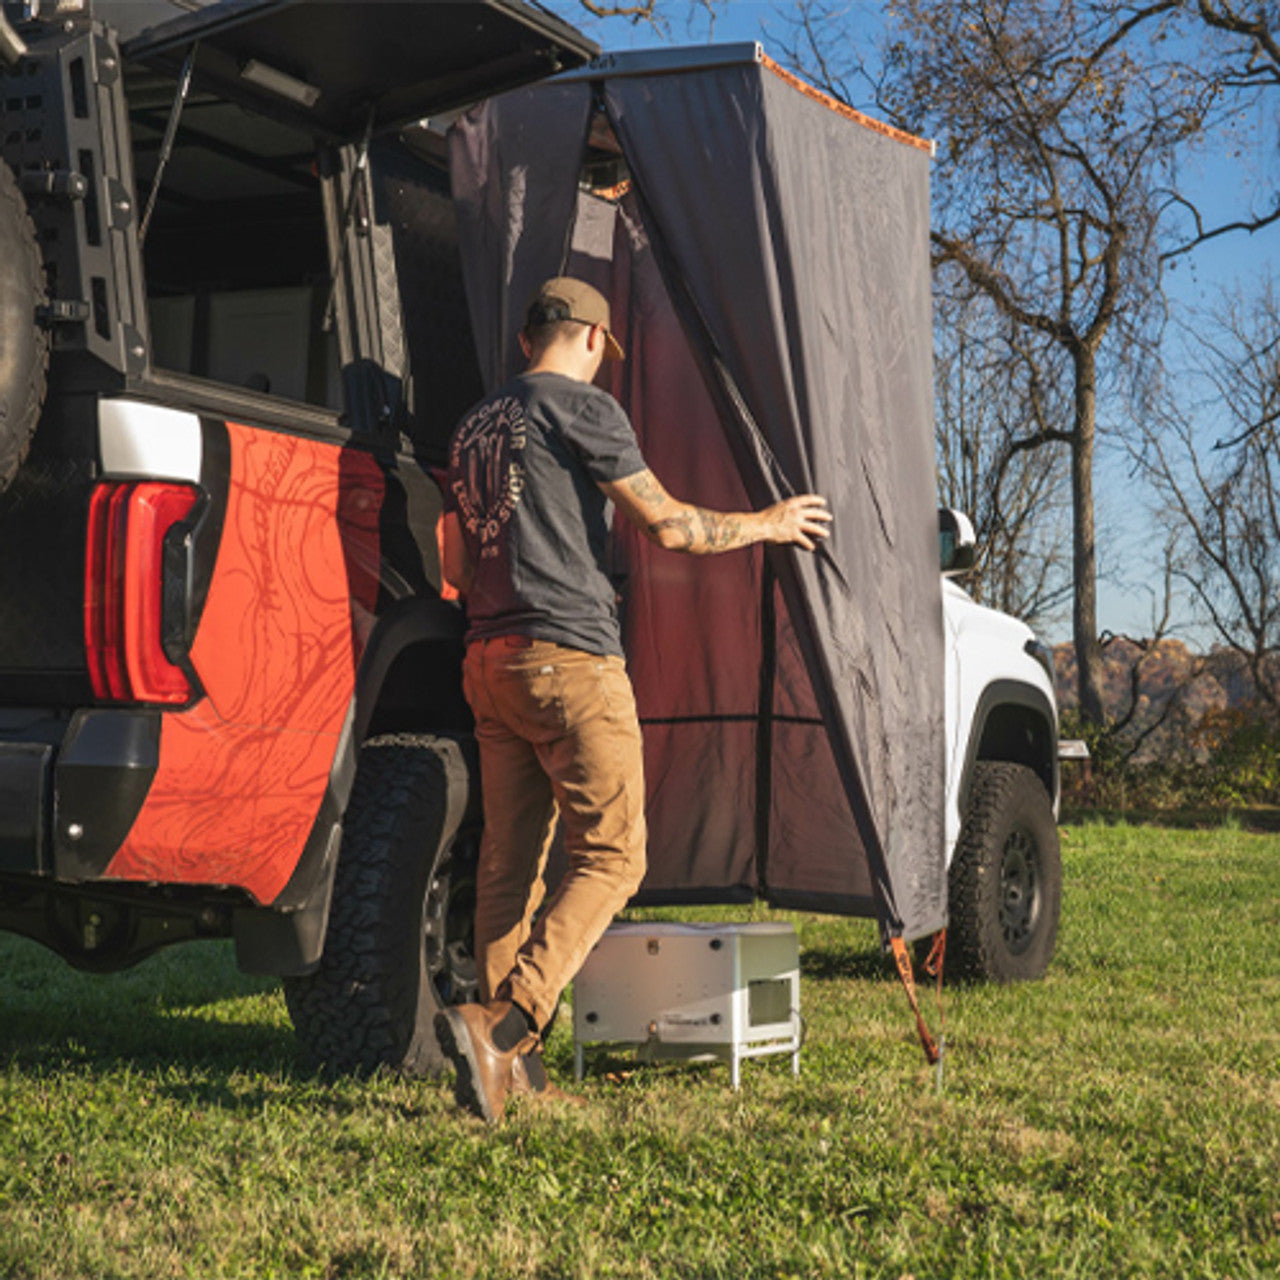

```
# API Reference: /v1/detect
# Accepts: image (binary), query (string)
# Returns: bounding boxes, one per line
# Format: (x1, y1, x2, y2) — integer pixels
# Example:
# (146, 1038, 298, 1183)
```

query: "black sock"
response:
(492, 1002, 537, 1052)
(520, 1051, 548, 1091)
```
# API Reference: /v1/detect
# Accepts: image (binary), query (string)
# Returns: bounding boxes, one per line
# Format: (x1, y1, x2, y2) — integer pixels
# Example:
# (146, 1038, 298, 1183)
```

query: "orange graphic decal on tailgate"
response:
(105, 424, 384, 903)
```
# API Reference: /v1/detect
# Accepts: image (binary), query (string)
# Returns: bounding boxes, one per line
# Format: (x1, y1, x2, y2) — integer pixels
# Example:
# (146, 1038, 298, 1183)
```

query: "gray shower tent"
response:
(447, 45, 946, 943)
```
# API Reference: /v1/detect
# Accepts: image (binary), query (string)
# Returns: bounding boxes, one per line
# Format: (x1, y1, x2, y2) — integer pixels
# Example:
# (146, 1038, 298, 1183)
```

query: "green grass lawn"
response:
(2, 822, 1278, 1279)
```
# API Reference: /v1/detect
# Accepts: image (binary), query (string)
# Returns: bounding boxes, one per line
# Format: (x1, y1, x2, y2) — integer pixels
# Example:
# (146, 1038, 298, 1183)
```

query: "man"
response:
(435, 277, 830, 1121)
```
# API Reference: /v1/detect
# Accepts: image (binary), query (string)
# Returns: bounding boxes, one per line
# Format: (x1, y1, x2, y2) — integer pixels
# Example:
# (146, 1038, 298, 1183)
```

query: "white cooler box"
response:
(572, 921, 801, 1088)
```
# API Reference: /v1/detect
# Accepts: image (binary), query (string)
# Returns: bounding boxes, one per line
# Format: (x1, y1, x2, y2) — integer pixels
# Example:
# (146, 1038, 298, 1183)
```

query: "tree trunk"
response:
(1072, 346, 1106, 725)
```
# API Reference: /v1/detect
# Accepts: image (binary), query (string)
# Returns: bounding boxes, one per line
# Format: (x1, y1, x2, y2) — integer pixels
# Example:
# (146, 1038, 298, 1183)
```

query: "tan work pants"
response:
(462, 636, 647, 1030)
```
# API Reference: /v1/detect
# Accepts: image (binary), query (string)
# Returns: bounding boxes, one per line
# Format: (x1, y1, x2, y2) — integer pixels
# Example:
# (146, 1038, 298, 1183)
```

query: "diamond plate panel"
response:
(371, 144, 483, 465)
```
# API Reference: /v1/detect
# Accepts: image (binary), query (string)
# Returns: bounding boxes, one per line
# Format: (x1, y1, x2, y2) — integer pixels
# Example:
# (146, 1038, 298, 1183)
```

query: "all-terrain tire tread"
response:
(283, 734, 471, 1075)
(948, 761, 1061, 983)
(0, 162, 49, 492)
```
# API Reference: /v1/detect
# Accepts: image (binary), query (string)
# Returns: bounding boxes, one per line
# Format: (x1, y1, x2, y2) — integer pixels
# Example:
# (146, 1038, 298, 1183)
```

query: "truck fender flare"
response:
(234, 595, 464, 975)
(957, 679, 1058, 820)
(350, 595, 466, 746)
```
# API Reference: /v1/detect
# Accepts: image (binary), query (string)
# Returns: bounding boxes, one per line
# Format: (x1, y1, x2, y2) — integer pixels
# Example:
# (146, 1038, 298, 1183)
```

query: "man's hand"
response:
(603, 469, 832, 555)
(760, 495, 833, 551)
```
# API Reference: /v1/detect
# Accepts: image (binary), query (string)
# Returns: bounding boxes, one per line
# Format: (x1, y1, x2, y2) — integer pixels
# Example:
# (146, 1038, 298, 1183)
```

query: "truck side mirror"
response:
(939, 508, 976, 575)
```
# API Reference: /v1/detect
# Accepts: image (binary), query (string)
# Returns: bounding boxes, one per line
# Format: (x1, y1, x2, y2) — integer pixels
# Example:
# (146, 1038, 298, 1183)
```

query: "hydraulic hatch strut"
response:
(321, 103, 377, 335)
(138, 43, 198, 246)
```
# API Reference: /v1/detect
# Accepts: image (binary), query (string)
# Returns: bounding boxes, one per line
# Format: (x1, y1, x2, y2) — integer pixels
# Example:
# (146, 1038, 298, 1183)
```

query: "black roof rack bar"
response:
(553, 42, 763, 84)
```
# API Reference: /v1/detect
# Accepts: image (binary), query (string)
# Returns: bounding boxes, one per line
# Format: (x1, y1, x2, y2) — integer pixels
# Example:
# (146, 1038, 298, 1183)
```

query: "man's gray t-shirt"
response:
(443, 371, 646, 657)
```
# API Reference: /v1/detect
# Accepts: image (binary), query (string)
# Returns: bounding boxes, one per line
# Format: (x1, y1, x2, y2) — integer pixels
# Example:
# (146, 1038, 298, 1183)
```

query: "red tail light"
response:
(85, 481, 200, 704)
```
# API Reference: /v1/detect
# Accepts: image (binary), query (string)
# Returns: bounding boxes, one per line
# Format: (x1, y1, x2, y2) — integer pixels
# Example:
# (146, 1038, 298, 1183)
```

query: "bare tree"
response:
(933, 284, 1073, 626)
(1096, 551, 1209, 764)
(1192, 0, 1280, 83)
(1137, 277, 1280, 709)
(555, 0, 728, 38)
(784, 0, 1207, 724)
(1162, 0, 1280, 257)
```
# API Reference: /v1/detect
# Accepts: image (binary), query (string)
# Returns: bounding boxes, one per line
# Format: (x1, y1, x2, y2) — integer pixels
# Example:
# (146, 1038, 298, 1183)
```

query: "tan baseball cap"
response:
(525, 276, 625, 361)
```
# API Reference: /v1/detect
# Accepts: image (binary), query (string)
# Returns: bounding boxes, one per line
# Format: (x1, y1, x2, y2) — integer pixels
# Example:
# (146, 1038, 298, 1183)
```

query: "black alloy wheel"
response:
(999, 825, 1043, 955)
(422, 827, 479, 1007)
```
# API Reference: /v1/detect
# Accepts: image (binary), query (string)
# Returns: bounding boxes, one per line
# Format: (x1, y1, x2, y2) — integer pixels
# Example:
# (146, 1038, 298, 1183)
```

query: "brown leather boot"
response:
(510, 1048, 585, 1108)
(434, 1002, 534, 1123)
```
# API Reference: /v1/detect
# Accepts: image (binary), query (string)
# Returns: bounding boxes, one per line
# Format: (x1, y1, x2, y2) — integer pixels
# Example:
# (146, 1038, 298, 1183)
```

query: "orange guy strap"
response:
(759, 54, 935, 156)
(889, 932, 947, 1078)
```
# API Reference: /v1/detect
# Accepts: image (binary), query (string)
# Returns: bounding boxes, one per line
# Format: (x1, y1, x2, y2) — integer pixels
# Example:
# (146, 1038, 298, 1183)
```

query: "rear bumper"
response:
(0, 737, 56, 876)
(0, 707, 159, 881)
(0, 705, 338, 974)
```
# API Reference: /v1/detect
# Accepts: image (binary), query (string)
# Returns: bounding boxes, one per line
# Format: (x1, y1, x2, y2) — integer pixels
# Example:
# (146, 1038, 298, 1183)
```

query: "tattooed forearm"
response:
(648, 515, 697, 551)
(696, 508, 746, 552)
(649, 508, 750, 553)
(610, 469, 830, 556)
(624, 470, 667, 505)
(611, 468, 783, 555)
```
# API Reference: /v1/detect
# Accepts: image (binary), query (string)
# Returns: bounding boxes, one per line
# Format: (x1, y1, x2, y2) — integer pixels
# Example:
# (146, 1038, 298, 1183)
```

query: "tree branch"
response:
(932, 232, 1077, 343)
(576, 0, 656, 17)
(1160, 191, 1280, 260)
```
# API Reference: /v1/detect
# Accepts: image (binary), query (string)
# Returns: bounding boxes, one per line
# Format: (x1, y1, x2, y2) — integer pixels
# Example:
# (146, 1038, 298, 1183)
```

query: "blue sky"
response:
(549, 0, 1275, 645)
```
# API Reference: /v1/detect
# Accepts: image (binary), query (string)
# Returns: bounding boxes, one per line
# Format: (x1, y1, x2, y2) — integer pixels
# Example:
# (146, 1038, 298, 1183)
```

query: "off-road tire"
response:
(284, 733, 480, 1075)
(0, 161, 48, 491)
(948, 761, 1061, 982)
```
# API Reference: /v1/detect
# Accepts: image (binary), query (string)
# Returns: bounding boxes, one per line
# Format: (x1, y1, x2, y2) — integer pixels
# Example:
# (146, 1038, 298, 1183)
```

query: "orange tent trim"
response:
(761, 54, 934, 156)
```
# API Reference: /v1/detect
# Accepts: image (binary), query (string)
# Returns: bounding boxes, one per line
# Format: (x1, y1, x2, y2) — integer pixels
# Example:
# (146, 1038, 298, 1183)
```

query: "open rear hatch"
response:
(108, 0, 598, 139)
(0, 1, 595, 708)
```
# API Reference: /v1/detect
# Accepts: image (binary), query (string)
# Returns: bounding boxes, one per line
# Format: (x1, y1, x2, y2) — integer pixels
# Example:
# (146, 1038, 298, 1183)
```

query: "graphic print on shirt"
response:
(450, 395, 527, 559)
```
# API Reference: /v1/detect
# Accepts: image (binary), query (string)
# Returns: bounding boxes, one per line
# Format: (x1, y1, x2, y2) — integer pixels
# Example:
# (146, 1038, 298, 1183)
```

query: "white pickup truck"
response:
(939, 510, 1062, 982)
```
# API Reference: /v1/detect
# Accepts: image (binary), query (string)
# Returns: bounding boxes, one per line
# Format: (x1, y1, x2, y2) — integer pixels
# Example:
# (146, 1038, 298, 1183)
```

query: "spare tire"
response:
(0, 161, 48, 492)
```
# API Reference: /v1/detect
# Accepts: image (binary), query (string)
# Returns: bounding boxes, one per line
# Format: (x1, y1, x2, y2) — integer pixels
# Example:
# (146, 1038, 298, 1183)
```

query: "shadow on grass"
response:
(5, 1004, 298, 1076)
(800, 945, 891, 983)
(0, 934, 300, 1080)
(2, 929, 899, 1104)
(0, 935, 458, 1120)
(1061, 804, 1280, 832)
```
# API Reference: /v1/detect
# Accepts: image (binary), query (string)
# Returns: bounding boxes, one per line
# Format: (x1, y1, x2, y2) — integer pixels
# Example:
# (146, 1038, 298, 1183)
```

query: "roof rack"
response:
(554, 42, 763, 83)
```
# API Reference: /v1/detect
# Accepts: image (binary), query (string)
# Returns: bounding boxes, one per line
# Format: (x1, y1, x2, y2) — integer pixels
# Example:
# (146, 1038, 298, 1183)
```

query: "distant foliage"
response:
(1191, 707, 1280, 805)
(1061, 702, 1280, 810)
(1055, 634, 1280, 808)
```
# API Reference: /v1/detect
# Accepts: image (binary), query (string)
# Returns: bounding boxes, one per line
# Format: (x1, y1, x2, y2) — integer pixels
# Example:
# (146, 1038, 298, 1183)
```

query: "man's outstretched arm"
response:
(602, 468, 832, 555)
